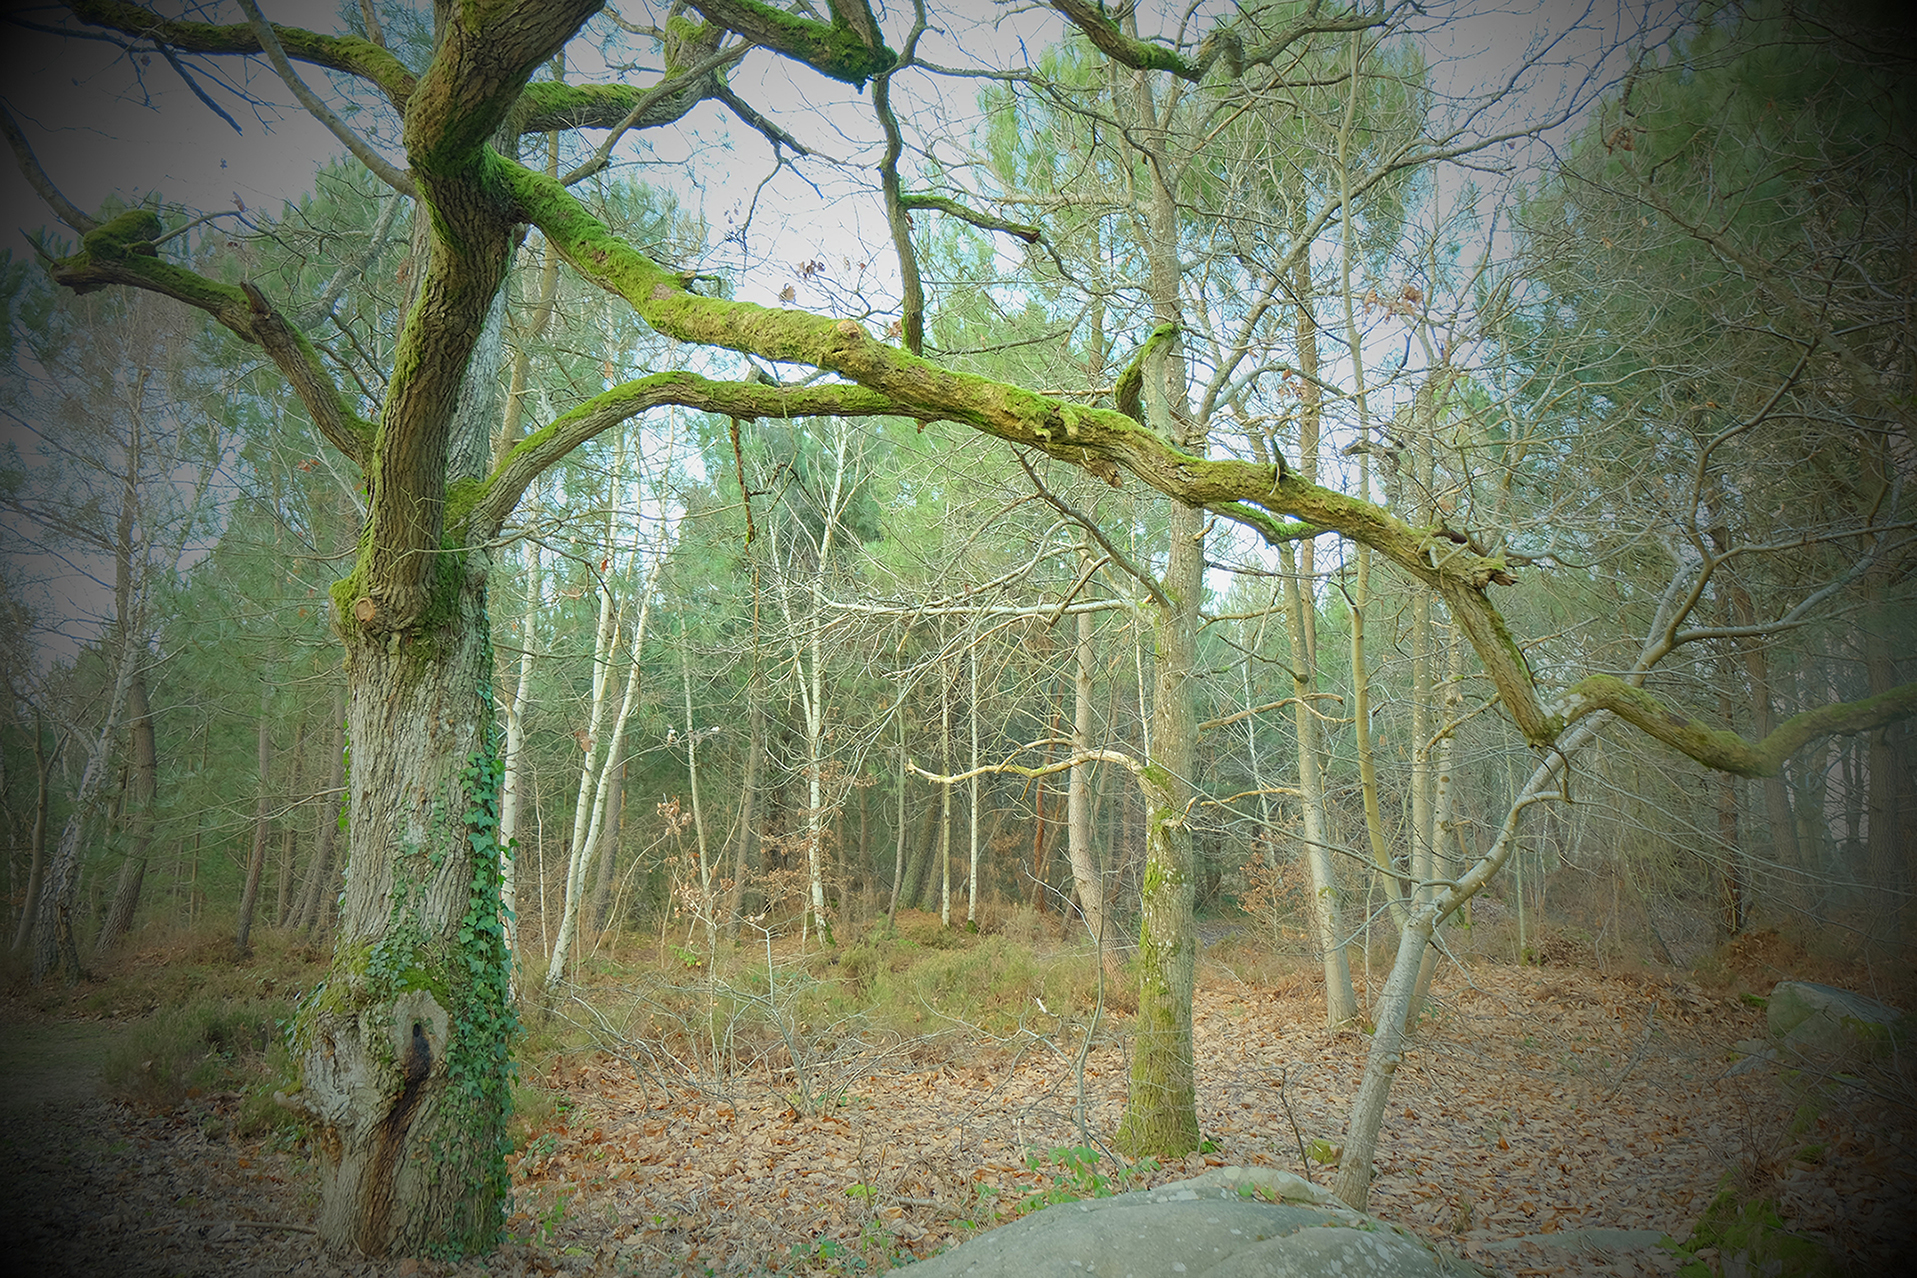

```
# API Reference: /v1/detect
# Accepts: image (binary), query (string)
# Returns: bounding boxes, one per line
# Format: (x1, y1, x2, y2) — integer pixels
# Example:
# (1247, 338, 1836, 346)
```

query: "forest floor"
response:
(3, 924, 1913, 1277)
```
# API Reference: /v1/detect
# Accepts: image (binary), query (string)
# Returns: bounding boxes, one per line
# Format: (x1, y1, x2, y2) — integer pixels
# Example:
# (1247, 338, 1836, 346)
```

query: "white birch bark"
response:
(497, 538, 540, 957)
(545, 548, 662, 989)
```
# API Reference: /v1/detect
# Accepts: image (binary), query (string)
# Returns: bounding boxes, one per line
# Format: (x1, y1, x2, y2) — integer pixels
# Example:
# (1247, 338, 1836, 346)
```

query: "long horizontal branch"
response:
(67, 0, 416, 107)
(471, 370, 923, 538)
(900, 193, 1040, 243)
(1554, 674, 1917, 778)
(502, 157, 1552, 741)
(909, 745, 1142, 786)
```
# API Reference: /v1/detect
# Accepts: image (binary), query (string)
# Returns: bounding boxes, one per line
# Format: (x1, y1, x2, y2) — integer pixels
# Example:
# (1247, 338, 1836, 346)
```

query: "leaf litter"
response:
(8, 954, 1912, 1276)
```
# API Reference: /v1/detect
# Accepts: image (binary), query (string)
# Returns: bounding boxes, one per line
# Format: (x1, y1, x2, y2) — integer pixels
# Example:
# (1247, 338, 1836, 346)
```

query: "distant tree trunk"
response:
(1283, 544, 1358, 1027)
(32, 639, 138, 984)
(903, 793, 939, 912)
(1866, 582, 1908, 949)
(275, 722, 308, 927)
(11, 711, 55, 954)
(967, 637, 979, 925)
(886, 683, 906, 927)
(496, 556, 539, 954)
(94, 668, 158, 956)
(679, 619, 715, 953)
(1067, 590, 1121, 984)
(236, 682, 274, 955)
(726, 666, 763, 941)
(939, 630, 952, 926)
(589, 759, 625, 933)
(297, 684, 349, 934)
(549, 537, 661, 989)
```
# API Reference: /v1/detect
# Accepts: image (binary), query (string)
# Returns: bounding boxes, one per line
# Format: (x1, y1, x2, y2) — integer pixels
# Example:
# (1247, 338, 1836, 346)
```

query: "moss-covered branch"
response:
(50, 210, 374, 468)
(67, 0, 417, 107)
(684, 0, 896, 85)
(1553, 674, 1917, 777)
(1050, 0, 1207, 80)
(499, 156, 1560, 739)
(1050, 0, 1383, 84)
(469, 371, 926, 538)
(900, 193, 1042, 243)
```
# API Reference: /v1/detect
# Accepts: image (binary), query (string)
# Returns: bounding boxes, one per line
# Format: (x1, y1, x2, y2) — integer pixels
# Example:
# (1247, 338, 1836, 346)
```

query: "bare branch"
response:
(0, 103, 97, 234)
(234, 0, 415, 197)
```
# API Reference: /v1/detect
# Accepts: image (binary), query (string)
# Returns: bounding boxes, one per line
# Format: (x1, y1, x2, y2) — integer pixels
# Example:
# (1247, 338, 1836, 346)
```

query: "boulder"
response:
(893, 1166, 1492, 1277)
(1765, 981, 1904, 1059)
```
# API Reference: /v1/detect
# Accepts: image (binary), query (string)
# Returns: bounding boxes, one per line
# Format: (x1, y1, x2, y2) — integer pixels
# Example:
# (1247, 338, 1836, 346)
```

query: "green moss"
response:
(1683, 1190, 1838, 1277)
(81, 209, 163, 255)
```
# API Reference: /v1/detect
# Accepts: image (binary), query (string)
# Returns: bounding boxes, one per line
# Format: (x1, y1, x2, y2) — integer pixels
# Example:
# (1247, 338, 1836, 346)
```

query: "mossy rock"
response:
(1681, 1191, 1839, 1278)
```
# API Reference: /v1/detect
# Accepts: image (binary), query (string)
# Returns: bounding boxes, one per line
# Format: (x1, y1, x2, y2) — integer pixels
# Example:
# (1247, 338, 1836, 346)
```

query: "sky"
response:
(0, 0, 1655, 672)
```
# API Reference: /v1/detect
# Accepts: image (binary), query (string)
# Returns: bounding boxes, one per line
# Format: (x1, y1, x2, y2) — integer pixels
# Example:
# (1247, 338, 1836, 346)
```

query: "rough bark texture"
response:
(296, 571, 512, 1256)
(93, 667, 157, 956)
(1114, 492, 1202, 1158)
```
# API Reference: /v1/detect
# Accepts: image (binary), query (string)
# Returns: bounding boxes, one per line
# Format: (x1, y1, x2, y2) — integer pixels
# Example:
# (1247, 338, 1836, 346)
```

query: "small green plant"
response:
(1013, 1145, 1158, 1216)
(538, 1188, 573, 1243)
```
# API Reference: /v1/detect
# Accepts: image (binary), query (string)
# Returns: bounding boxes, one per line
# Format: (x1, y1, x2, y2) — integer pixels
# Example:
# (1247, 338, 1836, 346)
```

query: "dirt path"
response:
(0, 1018, 117, 1113)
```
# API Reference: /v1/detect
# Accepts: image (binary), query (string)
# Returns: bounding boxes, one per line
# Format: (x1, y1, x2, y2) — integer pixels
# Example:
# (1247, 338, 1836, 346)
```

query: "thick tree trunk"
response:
(1114, 498, 1202, 1157)
(294, 574, 512, 1256)
(94, 668, 158, 956)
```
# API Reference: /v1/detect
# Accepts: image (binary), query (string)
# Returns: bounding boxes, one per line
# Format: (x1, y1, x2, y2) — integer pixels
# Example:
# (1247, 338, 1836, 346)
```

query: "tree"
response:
(12, 0, 1913, 1253)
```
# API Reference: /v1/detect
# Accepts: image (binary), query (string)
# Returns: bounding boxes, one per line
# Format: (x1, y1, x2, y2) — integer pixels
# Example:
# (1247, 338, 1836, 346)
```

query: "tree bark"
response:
(12, 711, 55, 954)
(94, 667, 157, 956)
(235, 682, 273, 955)
(1067, 584, 1122, 984)
(276, 722, 308, 927)
(294, 572, 513, 1255)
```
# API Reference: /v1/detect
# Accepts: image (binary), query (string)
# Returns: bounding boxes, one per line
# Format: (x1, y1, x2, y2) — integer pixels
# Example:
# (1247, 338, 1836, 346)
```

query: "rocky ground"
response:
(4, 938, 1913, 1276)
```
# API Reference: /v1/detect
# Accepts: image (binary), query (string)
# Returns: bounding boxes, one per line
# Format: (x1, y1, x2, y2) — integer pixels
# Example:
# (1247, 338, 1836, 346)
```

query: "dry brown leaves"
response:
(511, 958, 1917, 1275)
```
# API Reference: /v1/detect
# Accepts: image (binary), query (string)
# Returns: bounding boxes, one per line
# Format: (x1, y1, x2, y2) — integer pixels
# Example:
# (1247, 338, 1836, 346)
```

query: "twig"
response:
(1601, 1002, 1658, 1103)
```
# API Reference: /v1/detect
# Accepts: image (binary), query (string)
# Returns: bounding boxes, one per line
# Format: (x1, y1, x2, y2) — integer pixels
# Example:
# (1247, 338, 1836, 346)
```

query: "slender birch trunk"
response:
(967, 633, 979, 926)
(546, 549, 661, 989)
(11, 712, 55, 954)
(1068, 574, 1120, 982)
(496, 540, 541, 955)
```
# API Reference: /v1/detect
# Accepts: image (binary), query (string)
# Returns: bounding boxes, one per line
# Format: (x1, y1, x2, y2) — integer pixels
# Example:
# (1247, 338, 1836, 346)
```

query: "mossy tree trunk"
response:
(1115, 121, 1203, 1154)
(298, 568, 513, 1255)
(1113, 495, 1202, 1158)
